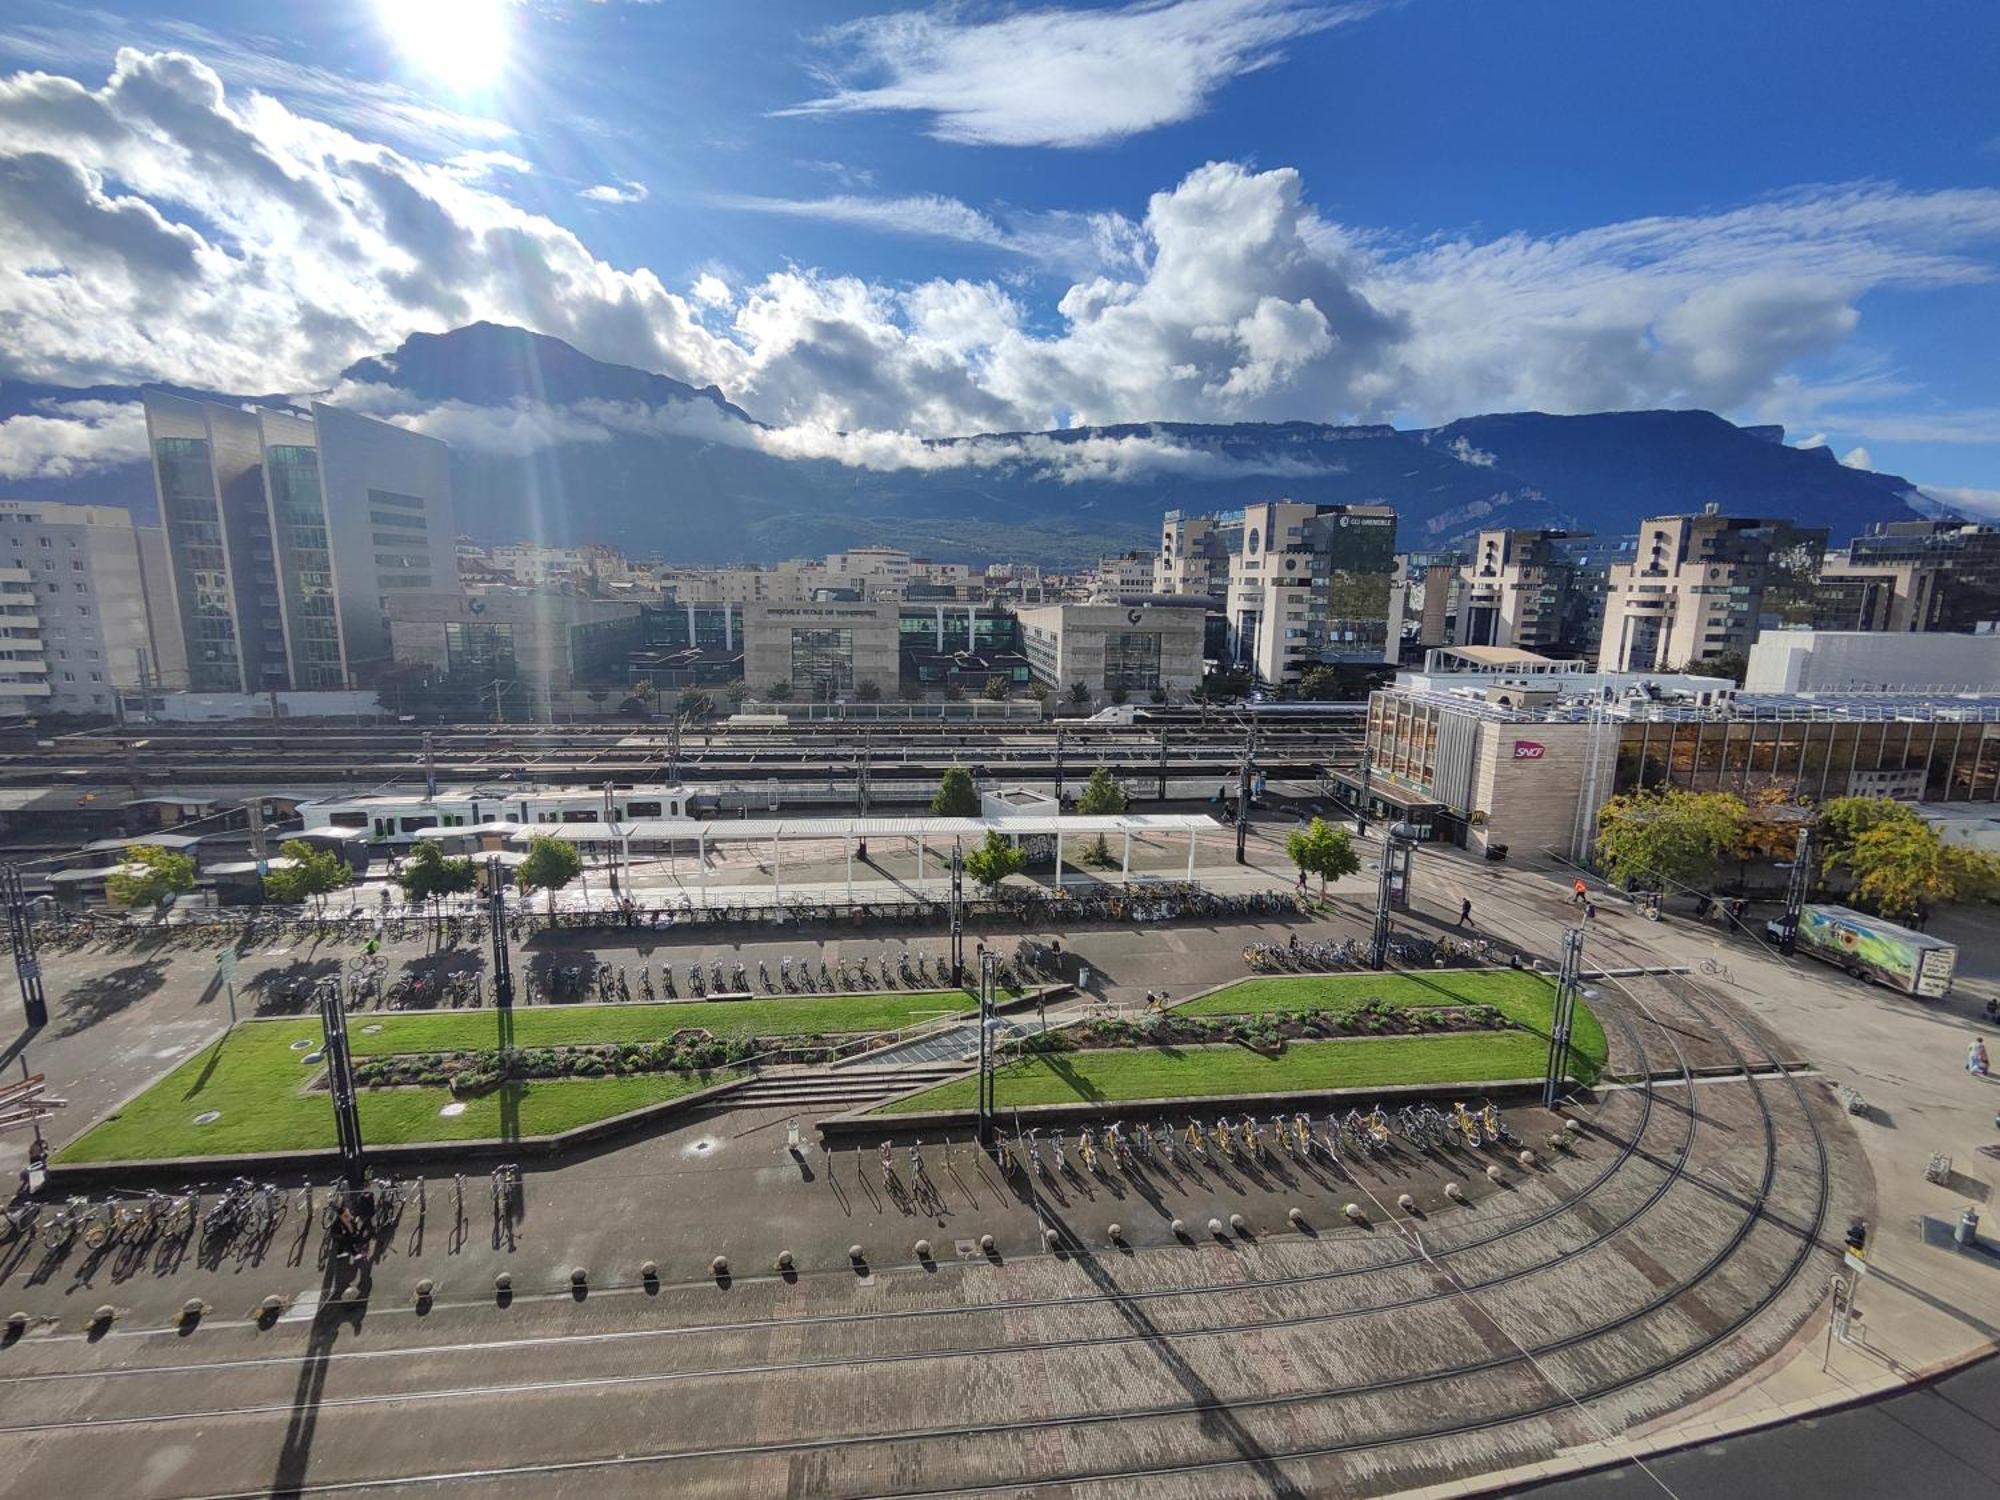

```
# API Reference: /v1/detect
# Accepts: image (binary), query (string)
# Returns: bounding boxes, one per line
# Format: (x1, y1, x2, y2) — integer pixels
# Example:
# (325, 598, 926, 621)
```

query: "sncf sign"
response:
(1512, 741, 1546, 761)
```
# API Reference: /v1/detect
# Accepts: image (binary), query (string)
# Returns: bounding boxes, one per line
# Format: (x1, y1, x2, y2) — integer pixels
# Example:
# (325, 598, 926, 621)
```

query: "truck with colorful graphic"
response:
(1767, 904, 1957, 996)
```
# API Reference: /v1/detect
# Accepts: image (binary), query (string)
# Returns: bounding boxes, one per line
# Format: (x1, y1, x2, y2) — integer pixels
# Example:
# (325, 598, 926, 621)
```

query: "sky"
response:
(0, 0, 1997, 506)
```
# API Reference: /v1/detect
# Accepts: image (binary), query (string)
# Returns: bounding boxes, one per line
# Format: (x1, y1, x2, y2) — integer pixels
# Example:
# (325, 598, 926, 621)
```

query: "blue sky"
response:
(1, 0, 1997, 502)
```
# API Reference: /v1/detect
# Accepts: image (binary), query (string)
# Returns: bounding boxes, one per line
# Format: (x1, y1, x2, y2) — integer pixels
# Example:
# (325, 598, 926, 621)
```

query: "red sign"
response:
(1512, 741, 1546, 760)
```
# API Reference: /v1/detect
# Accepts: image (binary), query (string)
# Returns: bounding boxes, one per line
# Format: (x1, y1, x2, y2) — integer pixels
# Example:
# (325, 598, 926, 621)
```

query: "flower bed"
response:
(355, 1034, 757, 1095)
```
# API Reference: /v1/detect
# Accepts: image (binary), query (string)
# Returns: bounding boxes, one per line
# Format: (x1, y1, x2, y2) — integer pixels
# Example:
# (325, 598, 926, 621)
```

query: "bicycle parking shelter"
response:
(508, 812, 1223, 903)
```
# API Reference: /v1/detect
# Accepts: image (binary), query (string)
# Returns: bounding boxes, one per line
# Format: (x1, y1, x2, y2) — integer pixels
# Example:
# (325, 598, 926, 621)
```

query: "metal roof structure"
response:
(500, 812, 1220, 844)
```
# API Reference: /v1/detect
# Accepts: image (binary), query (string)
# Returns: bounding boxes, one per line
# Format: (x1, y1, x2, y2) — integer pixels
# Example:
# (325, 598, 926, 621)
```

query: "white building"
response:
(825, 546, 913, 598)
(1745, 629, 2000, 693)
(0, 567, 50, 720)
(1015, 601, 1207, 701)
(0, 501, 178, 713)
(1093, 551, 1155, 603)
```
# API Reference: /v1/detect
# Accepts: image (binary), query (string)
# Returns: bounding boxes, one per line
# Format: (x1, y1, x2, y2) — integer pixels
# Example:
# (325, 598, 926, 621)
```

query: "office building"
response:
(825, 546, 913, 598)
(1814, 521, 2000, 633)
(1597, 508, 1826, 673)
(742, 599, 901, 699)
(1156, 500, 1398, 685)
(660, 562, 820, 605)
(0, 501, 176, 713)
(1745, 629, 2000, 693)
(1015, 600, 1207, 701)
(1456, 529, 1588, 653)
(0, 566, 51, 719)
(384, 588, 643, 700)
(1094, 551, 1156, 603)
(142, 392, 459, 691)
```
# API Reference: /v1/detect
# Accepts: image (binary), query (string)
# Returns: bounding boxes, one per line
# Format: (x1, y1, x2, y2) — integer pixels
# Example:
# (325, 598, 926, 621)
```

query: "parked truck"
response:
(1767, 903, 1957, 996)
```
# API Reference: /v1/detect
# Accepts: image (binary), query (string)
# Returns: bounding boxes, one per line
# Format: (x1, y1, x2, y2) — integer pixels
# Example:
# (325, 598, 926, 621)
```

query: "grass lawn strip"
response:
(345, 990, 971, 1055)
(1177, 969, 1606, 1080)
(878, 1034, 1555, 1114)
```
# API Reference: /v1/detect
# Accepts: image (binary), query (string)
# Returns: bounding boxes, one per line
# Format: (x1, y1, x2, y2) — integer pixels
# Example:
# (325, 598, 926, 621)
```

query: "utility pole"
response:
(1234, 723, 1256, 864)
(1778, 824, 1814, 956)
(666, 713, 681, 785)
(316, 977, 365, 1189)
(246, 796, 268, 877)
(949, 840, 965, 985)
(858, 728, 871, 813)
(3, 865, 48, 1030)
(1544, 927, 1585, 1108)
(976, 950, 997, 1148)
(422, 731, 437, 802)
(122, 736, 144, 798)
(1156, 728, 1169, 803)
(1054, 725, 1066, 804)
(487, 856, 514, 1009)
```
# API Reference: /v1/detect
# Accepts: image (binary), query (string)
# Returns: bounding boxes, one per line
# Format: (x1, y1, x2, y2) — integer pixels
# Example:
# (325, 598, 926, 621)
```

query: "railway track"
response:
(0, 952, 1843, 1498)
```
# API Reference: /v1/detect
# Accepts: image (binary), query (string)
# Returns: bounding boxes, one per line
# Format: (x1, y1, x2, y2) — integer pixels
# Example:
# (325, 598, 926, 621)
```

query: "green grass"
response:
(340, 991, 971, 1055)
(878, 1035, 1558, 1113)
(55, 1022, 736, 1163)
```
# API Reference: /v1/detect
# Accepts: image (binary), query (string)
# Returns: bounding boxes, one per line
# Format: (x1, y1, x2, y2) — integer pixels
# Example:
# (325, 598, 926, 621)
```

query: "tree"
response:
(1077, 766, 1127, 866)
(1067, 681, 1090, 705)
(676, 688, 713, 721)
(1593, 790, 1747, 892)
(1692, 649, 1748, 687)
(1284, 818, 1360, 901)
(1297, 665, 1343, 701)
(981, 674, 1011, 701)
(1818, 795, 1918, 863)
(724, 680, 750, 707)
(106, 844, 195, 909)
(1149, 687, 1168, 705)
(1028, 679, 1050, 704)
(517, 834, 585, 920)
(854, 679, 883, 702)
(263, 839, 351, 915)
(963, 830, 1027, 891)
(766, 680, 793, 701)
(942, 681, 965, 702)
(397, 840, 478, 929)
(931, 766, 981, 817)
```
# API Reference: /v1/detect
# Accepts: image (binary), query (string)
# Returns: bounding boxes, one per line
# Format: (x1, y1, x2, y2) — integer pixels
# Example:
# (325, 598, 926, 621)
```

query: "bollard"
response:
(1170, 1219, 1187, 1238)
(978, 1235, 995, 1255)
(414, 1278, 434, 1303)
(180, 1298, 204, 1321)
(1344, 1203, 1366, 1222)
(710, 1256, 728, 1276)
(494, 1272, 513, 1293)
(777, 1250, 795, 1270)
(1564, 1117, 1584, 1135)
(1444, 1182, 1465, 1202)
(259, 1294, 285, 1316)
(1517, 1149, 1536, 1168)
(1397, 1193, 1415, 1212)
(570, 1267, 588, 1288)
(849, 1244, 865, 1262)
(1486, 1164, 1505, 1183)
(1108, 1224, 1123, 1242)
(914, 1239, 932, 1260)
(640, 1261, 659, 1281)
(4, 1311, 25, 1332)
(91, 1305, 115, 1327)
(1207, 1217, 1225, 1237)
(1957, 1204, 1981, 1249)
(1229, 1213, 1246, 1233)
(1288, 1207, 1305, 1227)
(1044, 1228, 1062, 1249)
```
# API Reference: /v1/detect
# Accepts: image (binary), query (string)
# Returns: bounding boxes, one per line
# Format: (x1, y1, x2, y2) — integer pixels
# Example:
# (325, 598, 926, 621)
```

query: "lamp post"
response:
(317, 977, 365, 1189)
(1544, 927, 1585, 1108)
(977, 951, 998, 1148)
(2, 865, 47, 1030)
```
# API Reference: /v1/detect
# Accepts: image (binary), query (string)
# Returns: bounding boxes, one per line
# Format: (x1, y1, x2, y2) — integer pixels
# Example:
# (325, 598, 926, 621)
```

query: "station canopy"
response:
(505, 813, 1218, 844)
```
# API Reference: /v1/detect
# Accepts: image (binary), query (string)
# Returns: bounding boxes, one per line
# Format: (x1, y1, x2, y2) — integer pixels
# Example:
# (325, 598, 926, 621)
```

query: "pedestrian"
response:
(1295, 869, 1308, 898)
(1970, 1036, 1990, 1078)
(1584, 899, 1597, 921)
(1571, 878, 1587, 906)
(1458, 898, 1472, 928)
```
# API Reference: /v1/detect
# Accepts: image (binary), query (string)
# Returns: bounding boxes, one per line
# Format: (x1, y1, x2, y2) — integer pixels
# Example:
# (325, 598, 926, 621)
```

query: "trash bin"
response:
(1957, 1204, 1980, 1248)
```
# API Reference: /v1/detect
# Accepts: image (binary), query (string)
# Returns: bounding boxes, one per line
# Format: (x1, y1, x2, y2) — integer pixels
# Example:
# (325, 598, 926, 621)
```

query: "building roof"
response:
(1439, 645, 1556, 667)
(79, 832, 207, 853)
(498, 812, 1219, 844)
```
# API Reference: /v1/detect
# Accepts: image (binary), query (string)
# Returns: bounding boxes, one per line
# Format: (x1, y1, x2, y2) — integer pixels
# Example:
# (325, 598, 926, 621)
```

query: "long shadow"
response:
(269, 1251, 369, 1496)
(242, 958, 344, 1016)
(0, 1023, 42, 1072)
(496, 1001, 519, 1143)
(1048, 1217, 1309, 1499)
(52, 959, 169, 1037)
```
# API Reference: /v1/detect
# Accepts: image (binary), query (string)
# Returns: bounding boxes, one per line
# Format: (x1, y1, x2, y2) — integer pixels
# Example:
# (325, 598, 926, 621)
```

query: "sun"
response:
(375, 0, 514, 93)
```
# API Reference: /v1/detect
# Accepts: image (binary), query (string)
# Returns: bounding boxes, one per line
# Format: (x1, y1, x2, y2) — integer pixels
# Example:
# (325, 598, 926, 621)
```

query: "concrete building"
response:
(1014, 600, 1207, 700)
(1156, 500, 1398, 685)
(660, 562, 820, 605)
(825, 546, 912, 598)
(1456, 529, 1588, 653)
(1094, 551, 1156, 603)
(1814, 521, 2000, 634)
(0, 566, 51, 719)
(1597, 508, 1826, 673)
(141, 392, 459, 691)
(1745, 629, 2000, 693)
(385, 588, 643, 702)
(0, 501, 176, 713)
(742, 599, 901, 699)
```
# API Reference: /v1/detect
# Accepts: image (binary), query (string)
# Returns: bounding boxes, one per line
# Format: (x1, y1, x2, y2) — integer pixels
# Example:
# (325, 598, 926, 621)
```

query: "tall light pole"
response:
(316, 977, 365, 1189)
(1778, 824, 1814, 956)
(1544, 927, 1585, 1108)
(949, 840, 965, 985)
(976, 950, 998, 1148)
(2, 865, 47, 1030)
(487, 856, 514, 1010)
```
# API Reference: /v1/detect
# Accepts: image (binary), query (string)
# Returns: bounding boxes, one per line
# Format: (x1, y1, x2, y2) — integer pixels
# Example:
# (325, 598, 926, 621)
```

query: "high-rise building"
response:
(1814, 521, 2000, 633)
(0, 501, 176, 712)
(141, 393, 458, 690)
(0, 567, 50, 720)
(1597, 507, 1826, 673)
(1455, 530, 1589, 653)
(1156, 500, 1398, 685)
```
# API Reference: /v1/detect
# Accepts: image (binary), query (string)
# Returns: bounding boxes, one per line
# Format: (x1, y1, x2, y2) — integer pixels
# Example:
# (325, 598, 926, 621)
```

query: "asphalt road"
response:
(1521, 1355, 2000, 1499)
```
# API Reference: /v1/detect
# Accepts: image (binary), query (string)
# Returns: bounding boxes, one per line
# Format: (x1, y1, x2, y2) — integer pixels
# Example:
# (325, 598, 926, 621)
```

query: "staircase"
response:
(724, 1064, 967, 1112)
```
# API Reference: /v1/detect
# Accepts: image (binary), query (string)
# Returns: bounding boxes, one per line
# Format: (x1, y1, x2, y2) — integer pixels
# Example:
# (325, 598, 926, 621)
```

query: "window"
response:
(37, 537, 49, 548)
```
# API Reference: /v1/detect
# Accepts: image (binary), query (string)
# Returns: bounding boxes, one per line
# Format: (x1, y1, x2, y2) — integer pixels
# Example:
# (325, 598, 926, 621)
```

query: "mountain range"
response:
(0, 322, 1939, 567)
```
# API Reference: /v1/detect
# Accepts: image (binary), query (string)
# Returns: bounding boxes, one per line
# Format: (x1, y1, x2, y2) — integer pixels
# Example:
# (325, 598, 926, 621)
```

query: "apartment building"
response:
(1814, 521, 2000, 634)
(1456, 529, 1588, 653)
(1156, 500, 1398, 685)
(141, 392, 459, 691)
(825, 546, 912, 598)
(0, 501, 177, 712)
(0, 567, 50, 720)
(1093, 551, 1155, 602)
(661, 562, 819, 605)
(1597, 507, 1825, 672)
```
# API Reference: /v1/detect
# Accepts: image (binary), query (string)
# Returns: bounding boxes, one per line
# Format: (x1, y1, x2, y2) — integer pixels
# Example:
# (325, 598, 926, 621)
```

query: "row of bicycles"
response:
(1243, 931, 1506, 973)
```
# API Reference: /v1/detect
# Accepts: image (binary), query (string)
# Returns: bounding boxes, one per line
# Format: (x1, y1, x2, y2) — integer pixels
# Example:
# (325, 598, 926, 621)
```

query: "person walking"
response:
(1583, 899, 1597, 922)
(1970, 1036, 1990, 1077)
(1295, 869, 1308, 899)
(1458, 898, 1473, 928)
(1572, 878, 1588, 906)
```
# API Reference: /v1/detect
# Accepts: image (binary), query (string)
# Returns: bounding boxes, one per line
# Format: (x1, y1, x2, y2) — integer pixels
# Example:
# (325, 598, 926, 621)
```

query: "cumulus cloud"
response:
(579, 179, 648, 205)
(717, 190, 1144, 276)
(1916, 484, 2000, 519)
(0, 398, 147, 480)
(1840, 445, 1873, 469)
(780, 0, 1376, 147)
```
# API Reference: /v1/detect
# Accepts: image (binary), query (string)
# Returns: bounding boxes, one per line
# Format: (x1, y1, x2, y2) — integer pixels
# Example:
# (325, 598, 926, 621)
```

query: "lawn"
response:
(1177, 969, 1607, 1079)
(878, 1035, 1559, 1113)
(55, 1021, 736, 1163)
(341, 991, 971, 1055)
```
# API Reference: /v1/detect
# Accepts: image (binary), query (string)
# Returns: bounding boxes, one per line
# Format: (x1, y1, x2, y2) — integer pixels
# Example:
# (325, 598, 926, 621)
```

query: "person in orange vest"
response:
(1572, 878, 1587, 906)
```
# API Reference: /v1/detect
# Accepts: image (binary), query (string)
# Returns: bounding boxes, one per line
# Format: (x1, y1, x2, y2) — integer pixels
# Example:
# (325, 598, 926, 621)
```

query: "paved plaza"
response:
(0, 812, 1993, 1497)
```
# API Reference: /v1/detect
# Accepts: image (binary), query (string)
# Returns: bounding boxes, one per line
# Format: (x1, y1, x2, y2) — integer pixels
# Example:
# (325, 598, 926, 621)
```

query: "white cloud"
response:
(780, 0, 1376, 148)
(716, 190, 1143, 274)
(1840, 445, 1873, 469)
(689, 273, 733, 309)
(0, 397, 146, 480)
(579, 179, 648, 205)
(1917, 484, 2000, 519)
(1795, 432, 1828, 449)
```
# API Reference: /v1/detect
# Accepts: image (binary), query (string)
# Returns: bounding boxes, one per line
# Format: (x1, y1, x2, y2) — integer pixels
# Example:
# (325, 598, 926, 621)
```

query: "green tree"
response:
(517, 834, 585, 920)
(106, 843, 196, 909)
(765, 680, 793, 702)
(1284, 818, 1360, 901)
(1593, 790, 1747, 891)
(1297, 665, 1343, 701)
(676, 688, 714, 721)
(931, 766, 981, 817)
(397, 840, 478, 930)
(854, 679, 883, 702)
(1076, 765, 1127, 866)
(724, 680, 750, 707)
(963, 830, 1027, 890)
(1067, 681, 1090, 705)
(981, 674, 1011, 701)
(1028, 679, 1050, 704)
(262, 839, 351, 915)
(1692, 649, 1748, 686)
(1818, 795, 1919, 863)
